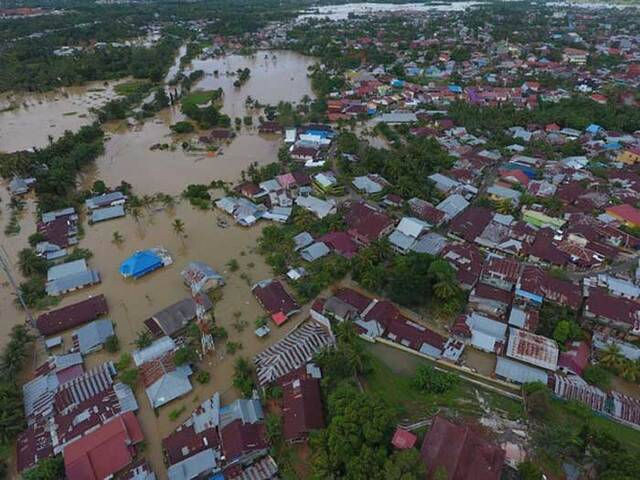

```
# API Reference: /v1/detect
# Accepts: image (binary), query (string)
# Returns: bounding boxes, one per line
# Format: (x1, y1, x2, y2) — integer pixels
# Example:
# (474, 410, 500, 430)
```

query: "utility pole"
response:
(0, 245, 35, 327)
(0, 244, 43, 368)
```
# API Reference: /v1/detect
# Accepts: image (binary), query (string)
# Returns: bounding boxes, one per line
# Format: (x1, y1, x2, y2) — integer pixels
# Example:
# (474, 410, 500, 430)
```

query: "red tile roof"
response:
(392, 428, 417, 449)
(558, 341, 590, 376)
(449, 207, 493, 242)
(585, 287, 640, 329)
(36, 295, 108, 336)
(318, 231, 360, 258)
(518, 266, 582, 309)
(334, 287, 373, 313)
(162, 424, 219, 465)
(420, 416, 505, 480)
(64, 412, 143, 480)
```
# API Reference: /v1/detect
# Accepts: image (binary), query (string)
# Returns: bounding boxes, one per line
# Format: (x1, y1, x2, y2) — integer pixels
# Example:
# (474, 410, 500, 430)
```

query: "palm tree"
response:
(17, 249, 48, 277)
(621, 359, 640, 383)
(133, 330, 152, 349)
(600, 344, 623, 370)
(433, 277, 459, 301)
(111, 231, 124, 246)
(172, 218, 186, 245)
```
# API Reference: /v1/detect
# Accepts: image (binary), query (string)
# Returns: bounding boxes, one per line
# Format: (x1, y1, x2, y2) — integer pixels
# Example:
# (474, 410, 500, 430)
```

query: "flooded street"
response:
(0, 81, 123, 153)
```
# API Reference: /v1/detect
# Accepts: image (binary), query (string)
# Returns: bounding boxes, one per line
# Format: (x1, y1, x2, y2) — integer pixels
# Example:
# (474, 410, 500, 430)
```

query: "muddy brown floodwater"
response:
(0, 81, 125, 153)
(189, 50, 316, 118)
(0, 48, 318, 478)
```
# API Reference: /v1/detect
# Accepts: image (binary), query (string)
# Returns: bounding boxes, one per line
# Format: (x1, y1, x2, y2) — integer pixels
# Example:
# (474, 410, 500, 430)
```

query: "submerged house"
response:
(181, 261, 224, 295)
(36, 295, 108, 336)
(120, 247, 173, 279)
(45, 259, 101, 296)
(252, 279, 301, 325)
(145, 295, 213, 338)
(139, 352, 193, 409)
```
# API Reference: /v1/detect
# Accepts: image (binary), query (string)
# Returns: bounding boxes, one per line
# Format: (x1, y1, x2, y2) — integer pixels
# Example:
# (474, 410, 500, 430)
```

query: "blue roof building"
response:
(585, 123, 603, 134)
(120, 250, 163, 279)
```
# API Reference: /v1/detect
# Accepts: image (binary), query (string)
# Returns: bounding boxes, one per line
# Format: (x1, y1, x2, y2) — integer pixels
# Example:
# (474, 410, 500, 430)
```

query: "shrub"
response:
(169, 405, 186, 421)
(411, 365, 458, 394)
(195, 370, 211, 384)
(171, 121, 195, 134)
(105, 335, 120, 353)
(116, 352, 132, 371)
(120, 368, 138, 388)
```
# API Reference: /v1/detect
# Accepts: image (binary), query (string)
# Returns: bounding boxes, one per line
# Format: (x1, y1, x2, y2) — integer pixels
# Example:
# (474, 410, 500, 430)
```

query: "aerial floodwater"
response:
(0, 81, 122, 152)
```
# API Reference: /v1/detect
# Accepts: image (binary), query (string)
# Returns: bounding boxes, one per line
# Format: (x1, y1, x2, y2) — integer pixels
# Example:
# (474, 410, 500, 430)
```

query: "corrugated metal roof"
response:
(506, 327, 559, 371)
(495, 357, 548, 384)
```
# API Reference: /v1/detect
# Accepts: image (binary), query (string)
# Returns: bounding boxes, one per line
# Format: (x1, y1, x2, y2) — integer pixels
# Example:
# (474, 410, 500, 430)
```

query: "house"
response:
(495, 356, 549, 385)
(412, 232, 448, 255)
(449, 207, 493, 242)
(89, 205, 126, 224)
(295, 195, 336, 219)
(481, 256, 522, 291)
(36, 295, 108, 336)
(420, 416, 505, 480)
(72, 319, 114, 354)
(120, 248, 173, 279)
(38, 208, 79, 249)
(254, 321, 334, 385)
(558, 341, 590, 376)
(63, 412, 144, 480)
(436, 194, 470, 221)
(252, 279, 300, 325)
(85, 191, 126, 210)
(584, 287, 640, 332)
(139, 352, 193, 408)
(605, 204, 640, 229)
(469, 284, 512, 319)
(45, 259, 101, 296)
(617, 148, 640, 165)
(408, 198, 445, 226)
(391, 428, 417, 450)
(133, 336, 176, 367)
(352, 174, 389, 195)
(506, 327, 559, 371)
(388, 217, 430, 253)
(145, 295, 213, 337)
(516, 266, 582, 310)
(8, 176, 35, 196)
(181, 261, 224, 295)
(318, 231, 360, 258)
(313, 171, 342, 195)
(281, 376, 325, 443)
(454, 312, 507, 354)
(344, 201, 394, 245)
(563, 47, 588, 64)
(219, 398, 268, 467)
(553, 375, 606, 412)
(167, 449, 220, 480)
(300, 242, 331, 262)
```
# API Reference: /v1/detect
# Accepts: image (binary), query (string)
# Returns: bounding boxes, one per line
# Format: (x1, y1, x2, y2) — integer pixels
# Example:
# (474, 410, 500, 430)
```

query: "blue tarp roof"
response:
(120, 250, 162, 279)
(448, 84, 463, 93)
(585, 123, 602, 133)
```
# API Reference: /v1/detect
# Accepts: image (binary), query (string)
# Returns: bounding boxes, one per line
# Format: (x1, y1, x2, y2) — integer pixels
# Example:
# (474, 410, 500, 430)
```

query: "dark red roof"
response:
(334, 287, 373, 313)
(518, 266, 582, 309)
(220, 419, 267, 462)
(383, 316, 445, 352)
(449, 207, 493, 242)
(585, 287, 640, 328)
(162, 424, 219, 465)
(37, 215, 76, 248)
(252, 280, 300, 318)
(472, 284, 512, 306)
(420, 416, 505, 480)
(282, 376, 325, 442)
(558, 341, 590, 376)
(318, 231, 360, 258)
(64, 412, 143, 480)
(344, 201, 393, 245)
(36, 295, 108, 336)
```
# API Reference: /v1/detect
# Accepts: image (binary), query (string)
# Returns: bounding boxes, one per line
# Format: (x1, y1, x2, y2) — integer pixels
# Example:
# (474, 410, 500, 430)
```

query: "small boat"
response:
(216, 217, 229, 228)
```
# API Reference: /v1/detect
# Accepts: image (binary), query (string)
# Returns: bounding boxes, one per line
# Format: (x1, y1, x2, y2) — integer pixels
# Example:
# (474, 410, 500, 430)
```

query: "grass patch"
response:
(182, 90, 216, 109)
(114, 80, 151, 96)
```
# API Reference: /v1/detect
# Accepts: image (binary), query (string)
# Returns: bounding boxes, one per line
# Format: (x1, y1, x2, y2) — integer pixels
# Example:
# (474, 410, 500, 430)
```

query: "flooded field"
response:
(189, 50, 316, 118)
(0, 81, 123, 153)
